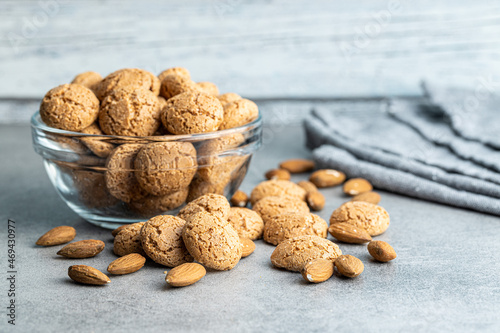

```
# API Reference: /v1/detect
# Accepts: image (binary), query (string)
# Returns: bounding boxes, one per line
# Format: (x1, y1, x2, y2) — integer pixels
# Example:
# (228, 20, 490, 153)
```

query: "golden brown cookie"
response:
(219, 99, 259, 130)
(95, 68, 160, 100)
(113, 222, 146, 257)
(105, 144, 147, 203)
(197, 82, 219, 95)
(71, 71, 102, 91)
(140, 215, 193, 267)
(252, 196, 310, 225)
(73, 170, 119, 208)
(128, 187, 189, 216)
(162, 91, 224, 134)
(40, 84, 100, 131)
(182, 211, 242, 270)
(227, 207, 264, 240)
(99, 87, 161, 137)
(158, 67, 191, 82)
(250, 180, 307, 205)
(217, 93, 241, 106)
(186, 175, 228, 202)
(159, 74, 199, 99)
(270, 235, 342, 272)
(80, 123, 115, 158)
(263, 212, 328, 245)
(178, 193, 230, 222)
(330, 201, 389, 236)
(134, 142, 197, 196)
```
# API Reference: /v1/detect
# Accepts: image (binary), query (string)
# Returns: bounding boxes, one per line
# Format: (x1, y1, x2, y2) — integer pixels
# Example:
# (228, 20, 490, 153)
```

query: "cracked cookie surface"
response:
(329, 201, 389, 236)
(263, 212, 328, 245)
(114, 222, 146, 257)
(227, 207, 264, 240)
(178, 193, 230, 222)
(250, 180, 307, 205)
(252, 196, 309, 225)
(95, 68, 160, 100)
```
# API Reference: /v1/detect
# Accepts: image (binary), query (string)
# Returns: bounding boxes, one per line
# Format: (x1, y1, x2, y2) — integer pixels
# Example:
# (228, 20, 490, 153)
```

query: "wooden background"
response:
(1, 0, 499, 123)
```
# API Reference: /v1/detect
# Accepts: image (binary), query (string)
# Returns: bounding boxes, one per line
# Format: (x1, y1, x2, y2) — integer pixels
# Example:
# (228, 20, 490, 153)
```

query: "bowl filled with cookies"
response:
(31, 67, 262, 228)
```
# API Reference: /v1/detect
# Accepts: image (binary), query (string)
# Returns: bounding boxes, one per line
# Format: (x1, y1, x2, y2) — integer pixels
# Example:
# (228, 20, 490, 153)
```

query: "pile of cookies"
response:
(39, 68, 260, 216)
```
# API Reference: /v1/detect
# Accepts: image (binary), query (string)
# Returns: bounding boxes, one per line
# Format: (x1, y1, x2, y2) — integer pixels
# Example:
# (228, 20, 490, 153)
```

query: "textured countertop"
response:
(1, 123, 499, 332)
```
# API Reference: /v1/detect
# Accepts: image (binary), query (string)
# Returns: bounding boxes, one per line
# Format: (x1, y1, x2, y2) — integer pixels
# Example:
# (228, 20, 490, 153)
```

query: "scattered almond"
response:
(328, 222, 372, 244)
(367, 241, 397, 262)
(279, 159, 315, 173)
(306, 191, 325, 211)
(111, 225, 129, 237)
(301, 258, 334, 283)
(68, 265, 110, 285)
(334, 255, 364, 278)
(351, 191, 381, 204)
(297, 180, 318, 194)
(230, 190, 249, 207)
(107, 253, 146, 275)
(57, 239, 105, 258)
(165, 263, 206, 287)
(309, 169, 346, 188)
(36, 226, 76, 246)
(265, 168, 291, 180)
(343, 178, 373, 196)
(240, 238, 256, 258)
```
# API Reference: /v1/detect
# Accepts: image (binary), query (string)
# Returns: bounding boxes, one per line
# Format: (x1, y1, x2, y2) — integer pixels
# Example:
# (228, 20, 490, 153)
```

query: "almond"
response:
(334, 255, 364, 277)
(165, 263, 206, 287)
(230, 190, 248, 207)
(328, 222, 372, 244)
(68, 265, 110, 285)
(367, 240, 397, 262)
(36, 226, 76, 246)
(301, 258, 334, 283)
(306, 191, 325, 211)
(57, 239, 105, 258)
(279, 159, 315, 173)
(297, 180, 318, 194)
(309, 169, 346, 188)
(343, 178, 373, 196)
(240, 238, 256, 258)
(111, 225, 129, 237)
(107, 253, 146, 275)
(351, 191, 381, 204)
(265, 168, 291, 181)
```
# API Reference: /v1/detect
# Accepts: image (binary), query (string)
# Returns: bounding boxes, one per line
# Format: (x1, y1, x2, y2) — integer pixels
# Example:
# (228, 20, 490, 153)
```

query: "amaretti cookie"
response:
(219, 99, 259, 130)
(128, 187, 189, 216)
(73, 170, 118, 208)
(227, 207, 264, 240)
(329, 201, 389, 236)
(71, 71, 102, 91)
(178, 193, 230, 222)
(263, 212, 328, 245)
(113, 222, 146, 257)
(186, 175, 227, 202)
(95, 68, 160, 100)
(217, 93, 241, 106)
(80, 122, 115, 158)
(197, 82, 219, 95)
(40, 84, 99, 131)
(159, 74, 199, 99)
(252, 196, 310, 225)
(250, 180, 307, 205)
(140, 215, 193, 267)
(158, 67, 191, 82)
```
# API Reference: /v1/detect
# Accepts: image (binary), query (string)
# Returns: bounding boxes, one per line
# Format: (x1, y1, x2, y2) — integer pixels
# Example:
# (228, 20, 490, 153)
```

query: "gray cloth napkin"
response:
(304, 94, 500, 216)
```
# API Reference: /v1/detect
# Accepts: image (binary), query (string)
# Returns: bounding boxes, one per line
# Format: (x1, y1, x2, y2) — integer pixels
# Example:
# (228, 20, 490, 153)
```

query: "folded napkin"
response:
(304, 88, 500, 216)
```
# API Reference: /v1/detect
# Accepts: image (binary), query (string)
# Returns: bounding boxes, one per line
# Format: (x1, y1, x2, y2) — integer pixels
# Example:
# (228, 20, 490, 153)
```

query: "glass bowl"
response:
(31, 111, 262, 229)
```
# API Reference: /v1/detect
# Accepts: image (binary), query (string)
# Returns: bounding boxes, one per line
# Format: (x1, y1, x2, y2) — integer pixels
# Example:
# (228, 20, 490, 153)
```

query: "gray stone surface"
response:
(1, 124, 499, 332)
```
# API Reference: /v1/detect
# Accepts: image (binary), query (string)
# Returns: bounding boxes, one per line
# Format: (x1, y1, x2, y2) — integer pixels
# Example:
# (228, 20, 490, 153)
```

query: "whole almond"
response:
(265, 169, 291, 181)
(343, 178, 373, 196)
(240, 238, 256, 258)
(367, 241, 397, 262)
(68, 265, 110, 285)
(111, 225, 129, 237)
(165, 263, 206, 287)
(351, 191, 381, 204)
(328, 222, 372, 244)
(279, 159, 315, 173)
(301, 258, 334, 283)
(230, 190, 248, 207)
(335, 255, 364, 277)
(57, 239, 105, 258)
(309, 169, 346, 188)
(36, 226, 76, 246)
(306, 191, 325, 211)
(107, 253, 146, 275)
(297, 180, 318, 194)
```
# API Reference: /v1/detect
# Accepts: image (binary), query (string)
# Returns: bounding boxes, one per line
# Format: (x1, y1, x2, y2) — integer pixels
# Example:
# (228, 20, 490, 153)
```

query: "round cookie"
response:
(178, 193, 230, 222)
(128, 187, 188, 216)
(95, 68, 160, 100)
(134, 142, 197, 196)
(197, 82, 219, 95)
(73, 170, 119, 209)
(227, 207, 264, 240)
(217, 93, 241, 106)
(250, 180, 307, 205)
(219, 99, 259, 130)
(140, 215, 193, 267)
(270, 235, 342, 272)
(330, 201, 389, 236)
(186, 175, 228, 203)
(114, 222, 146, 257)
(80, 122, 115, 158)
(162, 91, 224, 134)
(71, 71, 102, 91)
(40, 84, 100, 131)
(158, 67, 191, 82)
(105, 144, 148, 203)
(263, 212, 328, 245)
(160, 74, 199, 99)
(182, 211, 242, 270)
(99, 87, 161, 137)
(252, 196, 310, 225)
